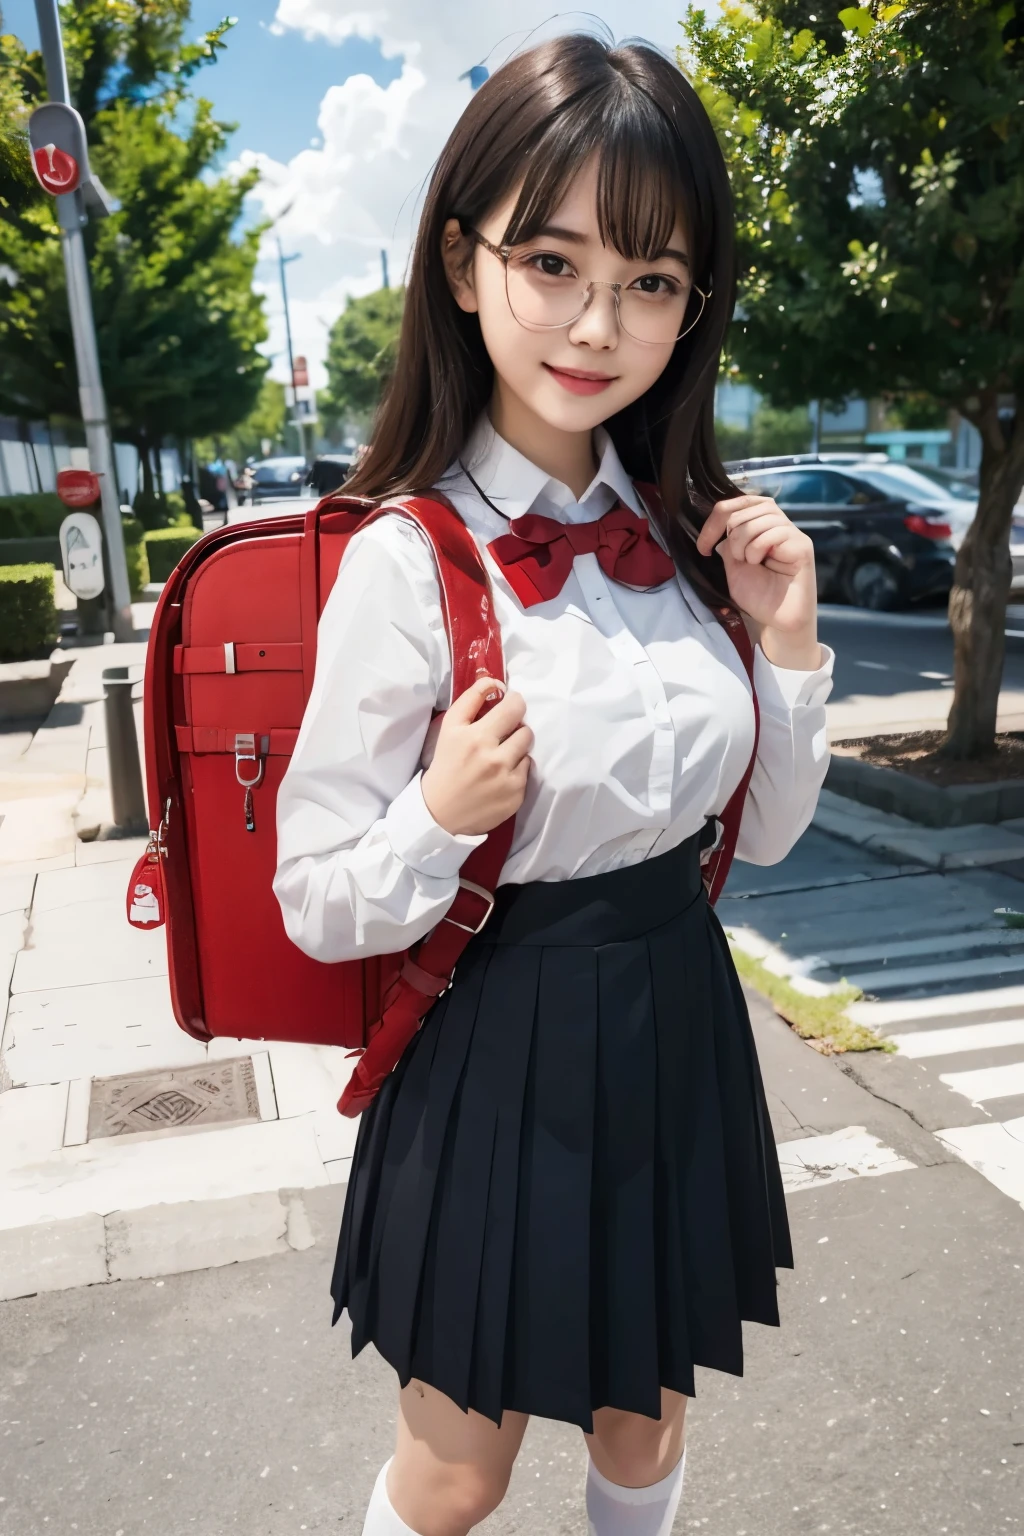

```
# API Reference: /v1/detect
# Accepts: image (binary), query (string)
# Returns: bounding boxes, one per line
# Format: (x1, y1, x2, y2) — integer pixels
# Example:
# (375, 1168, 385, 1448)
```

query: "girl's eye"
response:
(631, 273, 683, 299)
(524, 252, 576, 279)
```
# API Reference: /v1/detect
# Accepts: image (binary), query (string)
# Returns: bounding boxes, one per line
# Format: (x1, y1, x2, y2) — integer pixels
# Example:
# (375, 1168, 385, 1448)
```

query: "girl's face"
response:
(444, 157, 693, 440)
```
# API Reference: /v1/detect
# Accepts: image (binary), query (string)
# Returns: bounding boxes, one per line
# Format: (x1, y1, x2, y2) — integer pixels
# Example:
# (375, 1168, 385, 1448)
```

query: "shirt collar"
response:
(449, 414, 643, 525)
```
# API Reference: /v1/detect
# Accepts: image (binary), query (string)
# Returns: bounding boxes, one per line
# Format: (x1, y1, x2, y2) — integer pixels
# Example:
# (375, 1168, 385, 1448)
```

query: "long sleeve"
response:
(273, 517, 484, 963)
(734, 643, 834, 865)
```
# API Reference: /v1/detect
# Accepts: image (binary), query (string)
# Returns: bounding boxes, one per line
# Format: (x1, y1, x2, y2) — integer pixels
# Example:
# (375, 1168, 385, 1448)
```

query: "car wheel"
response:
(844, 557, 907, 611)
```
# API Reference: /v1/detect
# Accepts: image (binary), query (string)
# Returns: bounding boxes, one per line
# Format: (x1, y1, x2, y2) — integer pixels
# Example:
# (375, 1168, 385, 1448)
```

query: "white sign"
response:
(59, 512, 105, 600)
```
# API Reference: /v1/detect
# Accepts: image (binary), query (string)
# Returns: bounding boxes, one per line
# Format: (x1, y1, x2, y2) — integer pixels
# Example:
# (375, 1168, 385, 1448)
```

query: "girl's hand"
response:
(696, 493, 822, 670)
(421, 676, 533, 836)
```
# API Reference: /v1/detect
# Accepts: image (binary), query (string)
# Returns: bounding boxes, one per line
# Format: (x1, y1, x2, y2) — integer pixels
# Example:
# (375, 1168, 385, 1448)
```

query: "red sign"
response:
(292, 355, 309, 388)
(32, 142, 81, 196)
(57, 468, 101, 508)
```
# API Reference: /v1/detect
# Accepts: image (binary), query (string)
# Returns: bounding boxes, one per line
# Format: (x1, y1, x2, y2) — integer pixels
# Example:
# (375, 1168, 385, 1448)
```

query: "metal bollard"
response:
(102, 666, 148, 834)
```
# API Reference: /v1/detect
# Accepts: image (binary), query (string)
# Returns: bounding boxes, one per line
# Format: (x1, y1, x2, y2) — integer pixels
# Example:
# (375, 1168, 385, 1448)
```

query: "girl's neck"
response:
(488, 379, 599, 501)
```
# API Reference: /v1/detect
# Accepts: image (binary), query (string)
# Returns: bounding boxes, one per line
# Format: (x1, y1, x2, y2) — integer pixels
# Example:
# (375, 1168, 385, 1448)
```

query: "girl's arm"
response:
(273, 518, 487, 963)
(734, 643, 834, 866)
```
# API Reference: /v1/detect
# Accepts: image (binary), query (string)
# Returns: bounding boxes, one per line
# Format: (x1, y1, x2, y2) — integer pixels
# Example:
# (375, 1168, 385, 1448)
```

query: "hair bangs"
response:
(500, 74, 691, 265)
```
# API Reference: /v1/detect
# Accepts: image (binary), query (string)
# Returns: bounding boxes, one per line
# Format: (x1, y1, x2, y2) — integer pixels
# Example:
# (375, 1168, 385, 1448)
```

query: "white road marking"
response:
(936, 1118, 1024, 1210)
(808, 928, 1024, 971)
(849, 953, 1024, 994)
(776, 1126, 916, 1193)
(890, 1018, 1024, 1059)
(939, 1061, 1024, 1105)
(848, 984, 1024, 1027)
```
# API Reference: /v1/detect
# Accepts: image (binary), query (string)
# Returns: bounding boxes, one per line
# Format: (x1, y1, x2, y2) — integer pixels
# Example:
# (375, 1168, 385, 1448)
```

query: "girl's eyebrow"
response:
(532, 225, 690, 267)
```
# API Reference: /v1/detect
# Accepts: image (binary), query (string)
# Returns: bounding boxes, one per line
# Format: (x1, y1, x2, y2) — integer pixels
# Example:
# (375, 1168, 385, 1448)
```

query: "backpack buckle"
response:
(442, 877, 496, 935)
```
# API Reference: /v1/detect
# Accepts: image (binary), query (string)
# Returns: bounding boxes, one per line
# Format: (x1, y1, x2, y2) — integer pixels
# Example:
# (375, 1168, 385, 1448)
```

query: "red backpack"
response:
(126, 490, 757, 1116)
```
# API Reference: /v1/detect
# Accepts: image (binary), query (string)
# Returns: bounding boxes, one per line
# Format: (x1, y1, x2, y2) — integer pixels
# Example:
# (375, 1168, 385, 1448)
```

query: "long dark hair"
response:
(345, 33, 738, 606)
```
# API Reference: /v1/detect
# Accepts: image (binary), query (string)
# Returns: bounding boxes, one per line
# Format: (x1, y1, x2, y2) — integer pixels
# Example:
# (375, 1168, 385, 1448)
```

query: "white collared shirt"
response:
(274, 419, 833, 962)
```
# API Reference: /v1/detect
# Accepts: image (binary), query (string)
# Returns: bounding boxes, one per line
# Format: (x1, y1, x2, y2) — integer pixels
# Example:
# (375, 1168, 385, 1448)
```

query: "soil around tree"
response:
(831, 730, 1024, 787)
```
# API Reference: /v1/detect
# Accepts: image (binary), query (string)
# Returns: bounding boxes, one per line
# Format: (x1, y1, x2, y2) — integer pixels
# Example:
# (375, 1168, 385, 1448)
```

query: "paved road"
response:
(1, 985, 1020, 1536)
(722, 826, 1024, 1220)
(819, 603, 1024, 737)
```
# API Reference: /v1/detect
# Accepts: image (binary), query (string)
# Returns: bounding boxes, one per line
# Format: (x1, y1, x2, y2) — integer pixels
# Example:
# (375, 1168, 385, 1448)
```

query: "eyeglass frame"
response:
(468, 228, 711, 345)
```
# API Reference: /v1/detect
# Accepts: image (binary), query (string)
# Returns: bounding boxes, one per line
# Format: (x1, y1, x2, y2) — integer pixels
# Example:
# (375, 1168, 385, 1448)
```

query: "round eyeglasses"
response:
(471, 229, 710, 346)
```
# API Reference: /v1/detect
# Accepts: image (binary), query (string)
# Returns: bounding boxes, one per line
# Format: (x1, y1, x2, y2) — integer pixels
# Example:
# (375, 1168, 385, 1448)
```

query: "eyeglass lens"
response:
(503, 251, 694, 344)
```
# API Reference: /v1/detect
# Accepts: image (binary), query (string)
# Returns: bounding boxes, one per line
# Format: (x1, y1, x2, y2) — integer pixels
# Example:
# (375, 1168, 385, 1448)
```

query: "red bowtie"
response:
(486, 503, 676, 609)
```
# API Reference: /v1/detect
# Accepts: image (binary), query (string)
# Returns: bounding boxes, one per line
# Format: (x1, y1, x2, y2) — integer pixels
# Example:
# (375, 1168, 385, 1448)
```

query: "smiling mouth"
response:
(543, 363, 618, 396)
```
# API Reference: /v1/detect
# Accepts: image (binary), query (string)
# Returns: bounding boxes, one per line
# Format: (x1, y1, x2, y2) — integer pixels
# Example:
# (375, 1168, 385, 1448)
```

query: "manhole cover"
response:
(87, 1057, 259, 1140)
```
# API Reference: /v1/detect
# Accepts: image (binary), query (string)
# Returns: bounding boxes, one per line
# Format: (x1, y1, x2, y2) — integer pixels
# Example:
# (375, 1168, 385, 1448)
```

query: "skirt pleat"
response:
(333, 834, 793, 1433)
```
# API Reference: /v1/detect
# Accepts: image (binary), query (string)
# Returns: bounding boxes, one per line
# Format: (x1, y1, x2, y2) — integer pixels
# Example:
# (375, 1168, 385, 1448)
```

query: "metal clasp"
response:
(233, 733, 264, 790)
(234, 735, 263, 833)
(442, 877, 496, 935)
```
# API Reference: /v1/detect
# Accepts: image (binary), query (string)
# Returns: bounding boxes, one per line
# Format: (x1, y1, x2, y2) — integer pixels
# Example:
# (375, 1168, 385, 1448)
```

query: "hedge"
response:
(0, 563, 59, 662)
(121, 513, 150, 597)
(0, 493, 67, 541)
(144, 526, 202, 583)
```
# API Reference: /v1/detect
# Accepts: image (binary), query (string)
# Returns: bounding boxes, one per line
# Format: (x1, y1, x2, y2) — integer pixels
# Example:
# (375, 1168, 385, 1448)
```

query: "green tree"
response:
(194, 377, 288, 465)
(683, 0, 1024, 758)
(0, 4, 267, 524)
(322, 286, 405, 432)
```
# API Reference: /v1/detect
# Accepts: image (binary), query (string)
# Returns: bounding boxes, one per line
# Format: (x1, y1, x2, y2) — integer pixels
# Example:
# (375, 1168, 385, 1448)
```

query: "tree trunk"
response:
(943, 398, 1024, 759)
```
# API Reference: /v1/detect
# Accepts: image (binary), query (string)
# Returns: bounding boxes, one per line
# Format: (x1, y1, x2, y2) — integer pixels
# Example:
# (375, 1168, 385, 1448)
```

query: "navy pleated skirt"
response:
(331, 832, 792, 1432)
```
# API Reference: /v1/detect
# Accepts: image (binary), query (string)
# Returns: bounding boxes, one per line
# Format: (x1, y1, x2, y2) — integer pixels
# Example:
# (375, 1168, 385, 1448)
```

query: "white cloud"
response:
(245, 1, 690, 389)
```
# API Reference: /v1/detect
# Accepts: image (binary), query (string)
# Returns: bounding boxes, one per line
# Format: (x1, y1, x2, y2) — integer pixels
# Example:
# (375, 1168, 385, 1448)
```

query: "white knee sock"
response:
(361, 1459, 420, 1536)
(586, 1449, 686, 1536)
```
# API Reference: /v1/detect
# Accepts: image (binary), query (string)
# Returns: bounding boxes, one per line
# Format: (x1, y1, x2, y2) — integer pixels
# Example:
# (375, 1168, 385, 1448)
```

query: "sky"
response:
(5, 0, 693, 391)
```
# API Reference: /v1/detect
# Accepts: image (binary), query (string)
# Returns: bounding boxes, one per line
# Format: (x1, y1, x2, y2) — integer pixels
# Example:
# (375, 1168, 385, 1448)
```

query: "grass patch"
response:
(729, 944, 895, 1055)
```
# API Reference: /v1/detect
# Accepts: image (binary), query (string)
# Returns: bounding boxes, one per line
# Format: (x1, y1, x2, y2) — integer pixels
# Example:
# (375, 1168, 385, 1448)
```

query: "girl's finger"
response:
(742, 527, 804, 569)
(450, 675, 506, 721)
(725, 510, 787, 551)
(696, 504, 732, 556)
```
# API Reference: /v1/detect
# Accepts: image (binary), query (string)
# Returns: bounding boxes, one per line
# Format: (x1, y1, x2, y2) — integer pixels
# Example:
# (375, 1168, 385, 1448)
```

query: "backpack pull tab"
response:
(234, 733, 263, 832)
(126, 804, 169, 929)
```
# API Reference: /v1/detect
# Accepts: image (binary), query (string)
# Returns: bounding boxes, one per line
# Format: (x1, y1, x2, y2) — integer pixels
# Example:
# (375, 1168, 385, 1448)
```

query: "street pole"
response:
(381, 248, 389, 290)
(809, 399, 822, 457)
(34, 0, 133, 642)
(277, 237, 304, 463)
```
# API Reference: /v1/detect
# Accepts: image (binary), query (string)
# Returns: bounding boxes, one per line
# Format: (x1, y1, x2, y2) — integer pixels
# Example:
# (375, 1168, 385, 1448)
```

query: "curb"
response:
(826, 752, 1024, 828)
(0, 1183, 337, 1302)
(812, 788, 1024, 868)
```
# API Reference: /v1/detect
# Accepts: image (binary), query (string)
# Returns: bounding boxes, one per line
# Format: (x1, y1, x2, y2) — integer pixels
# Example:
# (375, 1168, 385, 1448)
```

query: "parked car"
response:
(306, 453, 355, 498)
(726, 455, 958, 610)
(244, 456, 309, 502)
(226, 494, 319, 528)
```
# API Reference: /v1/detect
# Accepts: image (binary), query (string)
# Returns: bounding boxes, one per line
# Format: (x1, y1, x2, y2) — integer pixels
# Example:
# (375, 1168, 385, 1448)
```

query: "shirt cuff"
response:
(754, 643, 835, 713)
(384, 771, 487, 878)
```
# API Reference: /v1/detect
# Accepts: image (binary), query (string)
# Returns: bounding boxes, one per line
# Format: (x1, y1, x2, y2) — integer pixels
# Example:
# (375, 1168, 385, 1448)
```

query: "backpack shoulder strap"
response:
(703, 605, 759, 904)
(632, 479, 758, 905)
(335, 492, 515, 1116)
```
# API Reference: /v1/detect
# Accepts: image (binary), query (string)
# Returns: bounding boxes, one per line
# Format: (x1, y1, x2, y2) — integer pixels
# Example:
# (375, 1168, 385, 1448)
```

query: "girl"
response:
(274, 33, 832, 1536)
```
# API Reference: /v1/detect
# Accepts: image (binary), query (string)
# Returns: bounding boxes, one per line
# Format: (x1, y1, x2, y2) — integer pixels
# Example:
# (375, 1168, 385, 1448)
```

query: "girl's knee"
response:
(399, 1459, 511, 1533)
(589, 1397, 687, 1487)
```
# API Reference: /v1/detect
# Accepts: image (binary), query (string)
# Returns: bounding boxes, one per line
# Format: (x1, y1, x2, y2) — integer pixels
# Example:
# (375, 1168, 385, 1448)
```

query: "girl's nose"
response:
(566, 284, 620, 350)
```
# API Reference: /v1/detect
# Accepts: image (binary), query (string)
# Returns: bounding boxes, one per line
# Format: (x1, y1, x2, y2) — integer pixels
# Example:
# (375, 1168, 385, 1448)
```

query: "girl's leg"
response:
(363, 1379, 529, 1536)
(583, 1390, 688, 1535)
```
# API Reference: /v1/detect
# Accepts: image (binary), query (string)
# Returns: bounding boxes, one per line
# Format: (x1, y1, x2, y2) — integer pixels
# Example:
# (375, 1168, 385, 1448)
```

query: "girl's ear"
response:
(441, 218, 479, 314)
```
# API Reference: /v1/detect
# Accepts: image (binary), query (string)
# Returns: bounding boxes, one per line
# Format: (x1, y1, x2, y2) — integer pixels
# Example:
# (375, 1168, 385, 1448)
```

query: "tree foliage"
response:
(0, 3, 266, 463)
(321, 286, 405, 431)
(194, 377, 288, 465)
(683, 0, 1024, 757)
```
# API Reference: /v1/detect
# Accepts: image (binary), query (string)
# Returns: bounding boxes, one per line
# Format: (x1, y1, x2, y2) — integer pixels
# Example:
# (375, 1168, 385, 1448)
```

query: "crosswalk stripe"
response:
(935, 1118, 1024, 1210)
(848, 984, 1024, 1027)
(939, 1061, 1024, 1104)
(846, 953, 1024, 995)
(776, 1126, 916, 1192)
(808, 927, 1024, 970)
(890, 1018, 1024, 1058)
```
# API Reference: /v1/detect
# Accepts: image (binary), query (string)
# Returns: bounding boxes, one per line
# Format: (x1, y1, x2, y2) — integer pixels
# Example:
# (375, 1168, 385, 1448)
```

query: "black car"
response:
(726, 455, 957, 610)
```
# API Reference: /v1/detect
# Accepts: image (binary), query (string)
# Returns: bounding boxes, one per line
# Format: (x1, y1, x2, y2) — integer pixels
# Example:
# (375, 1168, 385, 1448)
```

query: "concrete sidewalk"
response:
(0, 634, 360, 1300)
